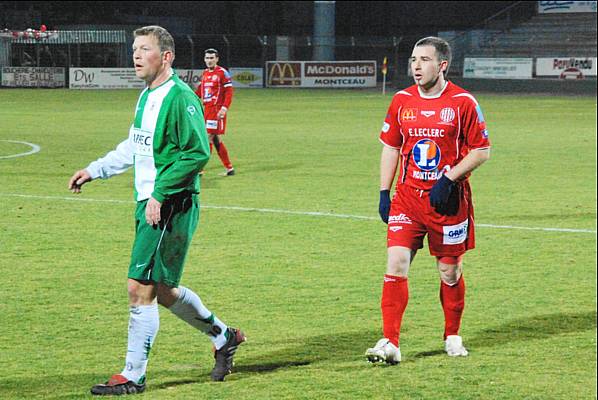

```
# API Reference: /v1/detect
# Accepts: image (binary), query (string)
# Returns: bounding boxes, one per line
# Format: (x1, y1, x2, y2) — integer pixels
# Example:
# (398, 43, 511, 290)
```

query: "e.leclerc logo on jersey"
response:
(413, 139, 441, 171)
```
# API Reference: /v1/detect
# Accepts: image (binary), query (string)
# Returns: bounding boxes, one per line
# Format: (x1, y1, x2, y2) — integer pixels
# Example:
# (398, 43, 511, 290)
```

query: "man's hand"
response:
(68, 170, 92, 193)
(429, 175, 458, 216)
(217, 106, 227, 119)
(379, 190, 391, 224)
(145, 197, 162, 226)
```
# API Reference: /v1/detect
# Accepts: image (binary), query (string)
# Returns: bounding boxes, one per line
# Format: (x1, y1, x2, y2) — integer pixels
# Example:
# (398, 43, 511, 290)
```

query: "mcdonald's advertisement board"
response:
(266, 61, 376, 88)
(266, 62, 302, 87)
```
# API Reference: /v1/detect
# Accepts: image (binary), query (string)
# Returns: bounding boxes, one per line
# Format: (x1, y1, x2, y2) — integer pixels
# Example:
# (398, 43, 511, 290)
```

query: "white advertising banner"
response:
(176, 69, 203, 90)
(69, 68, 145, 89)
(266, 61, 376, 88)
(463, 58, 533, 79)
(70, 67, 264, 90)
(538, 1, 597, 13)
(1, 67, 65, 87)
(302, 61, 376, 88)
(229, 68, 264, 88)
(536, 57, 597, 77)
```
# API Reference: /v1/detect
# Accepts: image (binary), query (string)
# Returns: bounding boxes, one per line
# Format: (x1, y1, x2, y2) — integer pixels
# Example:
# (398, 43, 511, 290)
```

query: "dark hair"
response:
(204, 48, 219, 56)
(133, 25, 175, 55)
(414, 36, 451, 76)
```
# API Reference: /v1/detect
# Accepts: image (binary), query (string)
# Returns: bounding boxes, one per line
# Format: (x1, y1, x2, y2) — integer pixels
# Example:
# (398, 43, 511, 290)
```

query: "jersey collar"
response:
(417, 80, 449, 99)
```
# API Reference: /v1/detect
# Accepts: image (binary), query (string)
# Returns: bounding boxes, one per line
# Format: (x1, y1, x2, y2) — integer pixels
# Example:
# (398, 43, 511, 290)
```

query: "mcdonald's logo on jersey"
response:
(401, 108, 418, 122)
(267, 62, 302, 87)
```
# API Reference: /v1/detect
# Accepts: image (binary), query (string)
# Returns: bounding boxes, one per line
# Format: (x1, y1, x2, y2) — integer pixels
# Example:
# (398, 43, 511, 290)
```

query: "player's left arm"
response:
(429, 96, 490, 215)
(444, 147, 490, 181)
(218, 69, 234, 119)
(446, 97, 491, 181)
(151, 92, 210, 203)
(194, 71, 204, 99)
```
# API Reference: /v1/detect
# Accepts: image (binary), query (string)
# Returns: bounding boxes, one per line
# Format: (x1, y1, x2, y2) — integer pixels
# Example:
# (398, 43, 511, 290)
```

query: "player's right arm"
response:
(68, 137, 134, 193)
(379, 95, 403, 190)
(378, 95, 403, 223)
(68, 169, 92, 193)
(380, 145, 399, 190)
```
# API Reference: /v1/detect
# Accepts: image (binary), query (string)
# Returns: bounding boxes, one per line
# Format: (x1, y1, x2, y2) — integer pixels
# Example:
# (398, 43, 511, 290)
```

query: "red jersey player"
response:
(365, 37, 491, 365)
(195, 48, 235, 176)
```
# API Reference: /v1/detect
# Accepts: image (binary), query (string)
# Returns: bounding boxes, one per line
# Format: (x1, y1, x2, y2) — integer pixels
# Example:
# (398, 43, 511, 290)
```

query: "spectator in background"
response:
(39, 45, 54, 67)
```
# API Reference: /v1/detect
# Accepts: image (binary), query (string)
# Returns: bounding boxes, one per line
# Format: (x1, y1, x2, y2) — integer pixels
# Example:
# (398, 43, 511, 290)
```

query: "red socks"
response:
(381, 275, 409, 347)
(440, 276, 466, 339)
(209, 141, 233, 170)
(380, 274, 466, 345)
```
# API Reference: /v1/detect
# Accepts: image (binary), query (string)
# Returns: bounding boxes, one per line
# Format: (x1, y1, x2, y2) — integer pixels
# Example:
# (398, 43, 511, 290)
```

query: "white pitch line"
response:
(0, 193, 595, 234)
(0, 140, 41, 159)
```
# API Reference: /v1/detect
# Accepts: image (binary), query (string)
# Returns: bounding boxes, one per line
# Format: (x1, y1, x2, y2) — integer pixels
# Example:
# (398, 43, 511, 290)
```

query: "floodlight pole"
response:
(222, 35, 230, 67)
(187, 35, 194, 70)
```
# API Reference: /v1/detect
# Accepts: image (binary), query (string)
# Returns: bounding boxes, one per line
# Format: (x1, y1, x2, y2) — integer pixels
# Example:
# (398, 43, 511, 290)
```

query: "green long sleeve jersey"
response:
(86, 72, 210, 203)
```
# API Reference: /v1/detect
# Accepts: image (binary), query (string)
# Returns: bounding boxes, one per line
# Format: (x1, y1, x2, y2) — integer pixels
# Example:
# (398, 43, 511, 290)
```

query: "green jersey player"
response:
(68, 26, 245, 396)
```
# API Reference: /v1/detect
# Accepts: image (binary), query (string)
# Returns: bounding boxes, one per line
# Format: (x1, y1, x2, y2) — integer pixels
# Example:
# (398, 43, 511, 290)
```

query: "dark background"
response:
(1, 1, 525, 36)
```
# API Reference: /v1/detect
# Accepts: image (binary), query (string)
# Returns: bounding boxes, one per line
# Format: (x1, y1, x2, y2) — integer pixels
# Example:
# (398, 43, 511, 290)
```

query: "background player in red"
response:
(195, 48, 235, 176)
(365, 37, 491, 365)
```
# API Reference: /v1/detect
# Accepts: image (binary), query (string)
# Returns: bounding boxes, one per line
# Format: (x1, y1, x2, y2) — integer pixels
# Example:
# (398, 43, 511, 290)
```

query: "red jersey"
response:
(379, 81, 490, 191)
(195, 65, 233, 109)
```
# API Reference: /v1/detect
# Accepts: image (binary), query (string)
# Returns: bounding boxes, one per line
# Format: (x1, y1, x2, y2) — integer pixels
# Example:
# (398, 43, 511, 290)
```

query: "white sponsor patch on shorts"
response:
(388, 213, 412, 224)
(443, 219, 469, 245)
(206, 120, 218, 130)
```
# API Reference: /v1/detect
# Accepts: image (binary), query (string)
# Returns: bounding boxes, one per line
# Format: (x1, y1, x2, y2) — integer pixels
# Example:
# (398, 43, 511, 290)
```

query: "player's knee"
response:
(156, 284, 179, 308)
(440, 272, 461, 286)
(437, 256, 463, 285)
(127, 279, 156, 305)
(387, 250, 411, 276)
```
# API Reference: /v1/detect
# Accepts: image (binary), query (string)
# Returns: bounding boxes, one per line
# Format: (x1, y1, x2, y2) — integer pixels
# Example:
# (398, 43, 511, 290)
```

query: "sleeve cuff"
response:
(379, 137, 400, 149)
(85, 163, 102, 179)
(151, 191, 166, 203)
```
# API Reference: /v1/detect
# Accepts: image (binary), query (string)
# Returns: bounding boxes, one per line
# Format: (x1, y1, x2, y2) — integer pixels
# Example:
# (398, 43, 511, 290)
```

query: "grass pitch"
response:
(0, 87, 596, 399)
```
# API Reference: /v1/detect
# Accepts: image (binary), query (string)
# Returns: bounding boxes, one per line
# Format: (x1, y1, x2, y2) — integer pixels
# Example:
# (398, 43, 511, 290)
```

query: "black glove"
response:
(429, 175, 460, 216)
(379, 190, 391, 224)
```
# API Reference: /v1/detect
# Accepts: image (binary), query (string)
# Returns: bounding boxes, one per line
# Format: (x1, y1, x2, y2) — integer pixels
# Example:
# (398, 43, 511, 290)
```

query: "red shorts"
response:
(387, 182, 476, 257)
(204, 106, 227, 135)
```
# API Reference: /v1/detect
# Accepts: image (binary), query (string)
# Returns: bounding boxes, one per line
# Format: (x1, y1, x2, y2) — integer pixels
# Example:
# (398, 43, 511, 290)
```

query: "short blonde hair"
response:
(133, 25, 175, 55)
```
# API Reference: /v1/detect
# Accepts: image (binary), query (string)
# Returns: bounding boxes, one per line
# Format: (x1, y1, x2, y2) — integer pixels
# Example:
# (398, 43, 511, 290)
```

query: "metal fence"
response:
(2, 31, 403, 82)
(2, 30, 128, 68)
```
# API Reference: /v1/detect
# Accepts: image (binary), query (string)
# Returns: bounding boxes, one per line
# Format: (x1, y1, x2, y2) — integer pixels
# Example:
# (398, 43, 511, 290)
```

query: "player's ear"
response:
(163, 50, 174, 65)
(439, 60, 448, 74)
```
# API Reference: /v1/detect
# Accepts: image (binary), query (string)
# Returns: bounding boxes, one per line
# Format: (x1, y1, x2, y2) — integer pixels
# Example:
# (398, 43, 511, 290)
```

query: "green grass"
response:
(0, 88, 596, 399)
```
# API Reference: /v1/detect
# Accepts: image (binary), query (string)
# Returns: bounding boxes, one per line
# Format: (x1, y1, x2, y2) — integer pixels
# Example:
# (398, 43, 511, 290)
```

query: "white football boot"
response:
(444, 335, 469, 357)
(365, 338, 401, 365)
